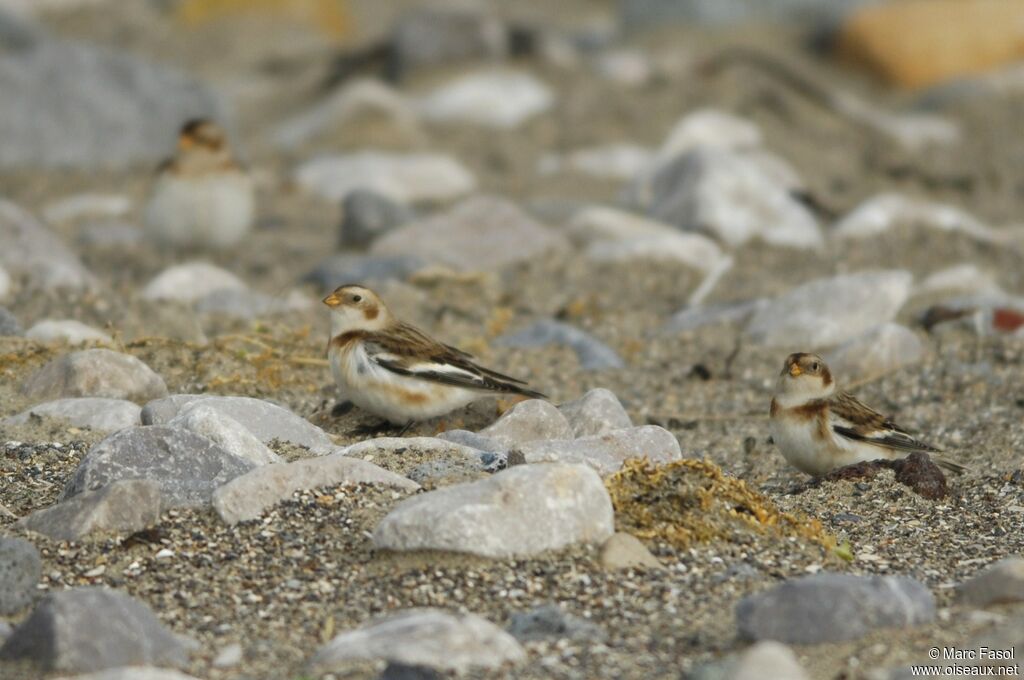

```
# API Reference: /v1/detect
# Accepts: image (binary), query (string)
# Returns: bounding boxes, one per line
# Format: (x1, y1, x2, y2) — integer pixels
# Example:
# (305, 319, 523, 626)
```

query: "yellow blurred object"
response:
(175, 0, 351, 38)
(836, 0, 1024, 89)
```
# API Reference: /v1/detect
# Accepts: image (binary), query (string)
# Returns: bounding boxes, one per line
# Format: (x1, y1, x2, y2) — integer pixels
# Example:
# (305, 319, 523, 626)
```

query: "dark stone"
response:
(823, 453, 947, 500)
(0, 307, 21, 336)
(0, 537, 40, 615)
(506, 603, 606, 642)
(339, 190, 415, 249)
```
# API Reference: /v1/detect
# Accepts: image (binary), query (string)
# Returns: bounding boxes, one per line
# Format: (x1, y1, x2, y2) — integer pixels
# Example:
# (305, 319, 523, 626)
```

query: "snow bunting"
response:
(324, 284, 545, 425)
(769, 352, 965, 477)
(144, 119, 255, 249)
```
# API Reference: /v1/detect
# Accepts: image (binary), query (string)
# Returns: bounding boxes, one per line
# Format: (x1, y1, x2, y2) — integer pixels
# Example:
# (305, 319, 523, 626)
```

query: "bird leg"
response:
(331, 401, 355, 418)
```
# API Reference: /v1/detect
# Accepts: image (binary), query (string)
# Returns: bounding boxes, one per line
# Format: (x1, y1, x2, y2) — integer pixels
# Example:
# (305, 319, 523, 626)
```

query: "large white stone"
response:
(373, 464, 614, 558)
(416, 70, 554, 129)
(514, 426, 681, 476)
(832, 193, 1007, 244)
(826, 323, 928, 382)
(21, 349, 167, 404)
(25, 319, 111, 345)
(746, 270, 913, 348)
(169, 404, 280, 467)
(3, 397, 140, 432)
(141, 262, 247, 303)
(295, 152, 476, 204)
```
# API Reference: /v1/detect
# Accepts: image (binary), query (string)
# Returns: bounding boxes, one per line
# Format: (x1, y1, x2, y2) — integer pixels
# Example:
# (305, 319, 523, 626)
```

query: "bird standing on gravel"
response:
(769, 352, 965, 477)
(324, 284, 545, 428)
(144, 119, 255, 249)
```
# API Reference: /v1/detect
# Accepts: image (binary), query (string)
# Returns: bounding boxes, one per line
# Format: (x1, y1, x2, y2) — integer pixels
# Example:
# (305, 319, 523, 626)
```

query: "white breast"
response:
(770, 415, 833, 477)
(144, 171, 255, 249)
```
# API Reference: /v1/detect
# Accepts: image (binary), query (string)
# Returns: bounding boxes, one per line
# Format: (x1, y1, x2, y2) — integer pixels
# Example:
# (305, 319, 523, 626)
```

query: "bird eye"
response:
(352, 295, 362, 303)
(811, 362, 819, 371)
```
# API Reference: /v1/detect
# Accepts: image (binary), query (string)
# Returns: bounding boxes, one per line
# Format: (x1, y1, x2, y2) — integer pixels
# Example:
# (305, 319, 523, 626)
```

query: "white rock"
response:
(730, 641, 809, 680)
(558, 388, 632, 437)
(541, 144, 654, 180)
(0, 265, 10, 301)
(416, 70, 554, 129)
(664, 299, 768, 334)
(833, 92, 960, 151)
(21, 349, 168, 404)
(915, 264, 1004, 298)
(513, 426, 681, 476)
(213, 453, 419, 525)
(826, 323, 928, 383)
(371, 196, 569, 271)
(478, 399, 573, 445)
(211, 643, 243, 669)
(956, 557, 1024, 608)
(52, 668, 202, 680)
(25, 319, 111, 345)
(144, 170, 255, 249)
(43, 193, 131, 224)
(593, 49, 653, 86)
(273, 79, 419, 149)
(746, 270, 914, 348)
(295, 152, 476, 204)
(373, 464, 614, 558)
(657, 108, 762, 160)
(141, 262, 247, 303)
(340, 436, 482, 461)
(169, 404, 280, 467)
(635, 147, 822, 249)
(3, 398, 141, 432)
(0, 199, 97, 292)
(832, 194, 1007, 244)
(308, 609, 526, 673)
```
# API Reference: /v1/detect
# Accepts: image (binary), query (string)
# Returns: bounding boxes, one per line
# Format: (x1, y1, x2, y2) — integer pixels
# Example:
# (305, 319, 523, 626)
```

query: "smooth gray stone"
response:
(339, 189, 415, 249)
(0, 587, 189, 672)
(140, 395, 335, 455)
(302, 254, 424, 293)
(3, 397, 141, 432)
(736, 573, 935, 644)
(0, 537, 41, 615)
(0, 306, 21, 336)
(497, 319, 623, 370)
(507, 604, 605, 642)
(0, 199, 97, 291)
(513, 426, 681, 476)
(21, 349, 167, 404)
(168, 404, 280, 466)
(478, 399, 573, 445)
(391, 7, 508, 76)
(620, 0, 866, 27)
(62, 426, 256, 509)
(956, 557, 1024, 608)
(18, 480, 162, 541)
(557, 388, 632, 437)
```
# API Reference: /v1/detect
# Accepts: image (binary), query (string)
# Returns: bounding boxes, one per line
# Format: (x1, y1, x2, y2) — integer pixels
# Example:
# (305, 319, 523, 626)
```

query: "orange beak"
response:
(789, 363, 802, 377)
(323, 292, 342, 308)
(177, 134, 195, 152)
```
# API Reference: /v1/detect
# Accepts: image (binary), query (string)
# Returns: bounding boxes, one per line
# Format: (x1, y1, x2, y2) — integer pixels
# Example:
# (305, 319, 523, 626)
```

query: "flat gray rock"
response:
(599, 532, 662, 571)
(62, 426, 256, 509)
(512, 426, 681, 476)
(0, 537, 40, 615)
(373, 463, 614, 558)
(391, 7, 508, 75)
(497, 319, 623, 370)
(168, 403, 280, 466)
(18, 479, 162, 541)
(24, 319, 112, 345)
(141, 262, 247, 304)
(507, 604, 605, 642)
(826, 323, 928, 382)
(295, 151, 475, 204)
(746, 270, 914, 348)
(0, 17, 223, 169)
(557, 388, 632, 437)
(213, 453, 418, 525)
(0, 199, 97, 291)
(140, 395, 335, 455)
(308, 608, 525, 673)
(956, 557, 1024, 608)
(416, 70, 554, 129)
(21, 349, 167, 404)
(3, 397, 141, 432)
(339, 189, 415, 249)
(371, 196, 569, 272)
(52, 668, 203, 680)
(736, 573, 935, 644)
(302, 254, 425, 293)
(478, 399, 573, 445)
(688, 641, 809, 680)
(0, 587, 189, 672)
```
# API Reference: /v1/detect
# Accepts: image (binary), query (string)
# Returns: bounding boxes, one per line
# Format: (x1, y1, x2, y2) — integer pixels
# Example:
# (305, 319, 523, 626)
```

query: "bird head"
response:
(775, 352, 835, 405)
(323, 284, 392, 334)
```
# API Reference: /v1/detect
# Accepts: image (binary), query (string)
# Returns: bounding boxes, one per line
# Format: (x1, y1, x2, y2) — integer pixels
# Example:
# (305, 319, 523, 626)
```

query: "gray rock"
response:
(213, 453, 418, 525)
(633, 147, 821, 249)
(620, 0, 866, 27)
(78, 220, 143, 250)
(746, 270, 914, 348)
(0, 537, 40, 615)
(736, 573, 935, 644)
(18, 480, 162, 541)
(373, 463, 614, 558)
(0, 17, 223, 169)
(507, 604, 605, 642)
(25, 319, 111, 345)
(392, 7, 508, 76)
(141, 262, 247, 304)
(0, 265, 10, 301)
(21, 349, 168, 404)
(168, 404, 280, 466)
(308, 608, 525, 673)
(140, 395, 336, 455)
(371, 196, 569, 272)
(688, 641, 809, 680)
(42, 193, 131, 224)
(3, 397, 141, 432)
(0, 306, 21, 336)
(211, 642, 243, 669)
(0, 587, 189, 672)
(295, 152, 476, 204)
(0, 621, 11, 644)
(435, 429, 507, 454)
(497, 319, 623, 370)
(62, 426, 256, 509)
(832, 193, 1007, 245)
(558, 388, 632, 437)
(664, 300, 767, 333)
(416, 69, 554, 129)
(956, 557, 1024, 608)
(513, 426, 681, 476)
(826, 323, 928, 383)
(339, 189, 415, 249)
(0, 199, 97, 291)
(478, 399, 573, 445)
(302, 254, 424, 292)
(52, 669, 203, 680)
(194, 288, 312, 319)
(599, 532, 661, 571)
(379, 664, 441, 680)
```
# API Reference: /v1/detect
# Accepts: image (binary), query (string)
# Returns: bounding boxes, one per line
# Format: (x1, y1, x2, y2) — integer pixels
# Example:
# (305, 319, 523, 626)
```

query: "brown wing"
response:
(828, 391, 940, 454)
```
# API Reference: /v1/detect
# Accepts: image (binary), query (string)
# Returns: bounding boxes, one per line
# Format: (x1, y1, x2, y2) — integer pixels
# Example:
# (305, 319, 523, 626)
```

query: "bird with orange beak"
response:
(769, 352, 965, 477)
(323, 284, 545, 428)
